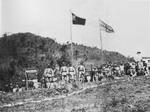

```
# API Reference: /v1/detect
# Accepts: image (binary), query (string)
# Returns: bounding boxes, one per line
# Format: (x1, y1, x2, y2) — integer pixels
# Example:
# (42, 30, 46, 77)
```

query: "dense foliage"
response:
(0, 32, 128, 90)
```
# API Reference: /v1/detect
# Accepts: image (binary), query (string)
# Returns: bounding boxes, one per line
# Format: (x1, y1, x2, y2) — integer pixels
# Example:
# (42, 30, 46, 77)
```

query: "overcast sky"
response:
(1, 0, 150, 57)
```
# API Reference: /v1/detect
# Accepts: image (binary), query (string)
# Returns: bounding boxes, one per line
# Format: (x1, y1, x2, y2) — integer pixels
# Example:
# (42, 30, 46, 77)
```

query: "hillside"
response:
(73, 43, 128, 67)
(1, 76, 150, 112)
(0, 32, 128, 90)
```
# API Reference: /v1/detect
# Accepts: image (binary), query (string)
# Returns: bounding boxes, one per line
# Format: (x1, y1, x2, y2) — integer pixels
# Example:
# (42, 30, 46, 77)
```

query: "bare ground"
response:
(1, 76, 150, 112)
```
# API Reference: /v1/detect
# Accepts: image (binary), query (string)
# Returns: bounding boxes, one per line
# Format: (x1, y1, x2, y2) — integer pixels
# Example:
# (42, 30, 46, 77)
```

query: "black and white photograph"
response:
(0, 0, 150, 111)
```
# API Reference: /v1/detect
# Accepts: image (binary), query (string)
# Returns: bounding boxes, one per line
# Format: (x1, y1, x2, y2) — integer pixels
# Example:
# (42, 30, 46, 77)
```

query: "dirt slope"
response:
(1, 76, 150, 112)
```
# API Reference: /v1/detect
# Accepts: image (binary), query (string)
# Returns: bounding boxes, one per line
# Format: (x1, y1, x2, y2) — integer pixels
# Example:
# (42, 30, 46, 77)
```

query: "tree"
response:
(74, 50, 79, 60)
(58, 44, 71, 67)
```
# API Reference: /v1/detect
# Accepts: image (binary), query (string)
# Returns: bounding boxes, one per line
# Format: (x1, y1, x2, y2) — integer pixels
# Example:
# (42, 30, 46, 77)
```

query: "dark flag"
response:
(72, 13, 86, 25)
(99, 19, 114, 33)
(137, 51, 141, 54)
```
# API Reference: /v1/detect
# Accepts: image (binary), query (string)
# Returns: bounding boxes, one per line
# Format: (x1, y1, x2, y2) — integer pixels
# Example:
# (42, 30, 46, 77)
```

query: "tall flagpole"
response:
(69, 9, 73, 65)
(99, 20, 104, 64)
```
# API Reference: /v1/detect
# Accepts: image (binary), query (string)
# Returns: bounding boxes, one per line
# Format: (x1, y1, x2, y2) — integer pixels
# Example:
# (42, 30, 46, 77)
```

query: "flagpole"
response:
(99, 20, 104, 64)
(69, 9, 73, 65)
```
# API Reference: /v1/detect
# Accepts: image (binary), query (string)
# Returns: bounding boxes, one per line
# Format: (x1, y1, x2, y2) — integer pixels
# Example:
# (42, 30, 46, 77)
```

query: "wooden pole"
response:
(99, 20, 104, 64)
(25, 71, 28, 90)
(69, 9, 74, 65)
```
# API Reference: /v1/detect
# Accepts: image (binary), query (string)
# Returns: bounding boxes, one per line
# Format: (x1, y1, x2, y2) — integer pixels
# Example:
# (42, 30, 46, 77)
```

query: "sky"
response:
(1, 0, 150, 57)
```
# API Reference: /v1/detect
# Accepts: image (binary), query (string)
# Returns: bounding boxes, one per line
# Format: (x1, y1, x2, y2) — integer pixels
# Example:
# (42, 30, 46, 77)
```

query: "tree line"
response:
(0, 32, 130, 91)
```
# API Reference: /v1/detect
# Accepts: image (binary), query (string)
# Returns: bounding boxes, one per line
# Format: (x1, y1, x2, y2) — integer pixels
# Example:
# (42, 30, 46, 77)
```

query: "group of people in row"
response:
(43, 63, 86, 83)
(42, 60, 150, 88)
(8, 60, 149, 92)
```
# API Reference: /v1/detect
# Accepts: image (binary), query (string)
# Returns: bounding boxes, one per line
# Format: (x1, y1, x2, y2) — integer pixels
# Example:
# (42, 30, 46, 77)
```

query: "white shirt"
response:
(68, 66, 76, 75)
(44, 68, 54, 77)
(120, 65, 124, 71)
(60, 66, 68, 76)
(77, 65, 85, 73)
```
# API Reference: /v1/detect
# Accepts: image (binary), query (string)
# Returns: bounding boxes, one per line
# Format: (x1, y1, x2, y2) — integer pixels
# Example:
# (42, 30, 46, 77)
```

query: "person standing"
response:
(68, 64, 76, 81)
(43, 64, 54, 88)
(60, 63, 68, 82)
(77, 63, 85, 82)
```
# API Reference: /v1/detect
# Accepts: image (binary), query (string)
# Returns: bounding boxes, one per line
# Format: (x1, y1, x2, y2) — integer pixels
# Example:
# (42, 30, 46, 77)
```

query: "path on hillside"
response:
(0, 84, 100, 108)
(0, 77, 128, 110)
(1, 76, 150, 112)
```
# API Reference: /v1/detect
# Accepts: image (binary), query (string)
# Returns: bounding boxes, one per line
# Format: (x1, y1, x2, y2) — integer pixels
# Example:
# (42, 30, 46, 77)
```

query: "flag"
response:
(99, 19, 114, 33)
(137, 51, 141, 54)
(72, 13, 86, 25)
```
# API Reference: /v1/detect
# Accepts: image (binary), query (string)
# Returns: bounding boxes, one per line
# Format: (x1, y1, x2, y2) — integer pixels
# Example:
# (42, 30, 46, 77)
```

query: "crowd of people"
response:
(8, 60, 150, 92)
(42, 60, 150, 88)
